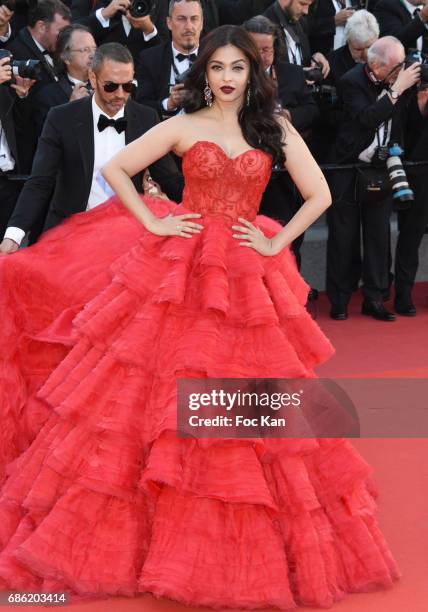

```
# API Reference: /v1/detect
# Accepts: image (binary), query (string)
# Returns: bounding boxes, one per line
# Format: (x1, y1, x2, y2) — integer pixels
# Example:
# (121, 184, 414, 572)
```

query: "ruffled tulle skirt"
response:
(0, 197, 400, 609)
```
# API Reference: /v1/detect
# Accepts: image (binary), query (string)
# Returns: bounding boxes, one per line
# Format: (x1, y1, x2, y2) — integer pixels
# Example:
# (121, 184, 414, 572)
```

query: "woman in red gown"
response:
(0, 26, 399, 609)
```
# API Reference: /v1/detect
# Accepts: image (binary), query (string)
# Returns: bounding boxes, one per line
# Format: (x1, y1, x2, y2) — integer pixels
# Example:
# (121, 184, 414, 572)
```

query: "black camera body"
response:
(0, 48, 43, 82)
(350, 0, 366, 9)
(305, 66, 323, 85)
(128, 0, 155, 18)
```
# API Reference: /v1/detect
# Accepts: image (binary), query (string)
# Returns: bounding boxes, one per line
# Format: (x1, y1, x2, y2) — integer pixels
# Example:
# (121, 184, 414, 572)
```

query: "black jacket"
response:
(273, 61, 319, 132)
(32, 73, 75, 137)
(6, 27, 59, 95)
(135, 41, 176, 118)
(264, 1, 312, 67)
(7, 96, 184, 236)
(333, 62, 409, 163)
(0, 84, 34, 174)
(374, 0, 428, 53)
(327, 44, 356, 87)
(308, 0, 337, 56)
(217, 0, 273, 25)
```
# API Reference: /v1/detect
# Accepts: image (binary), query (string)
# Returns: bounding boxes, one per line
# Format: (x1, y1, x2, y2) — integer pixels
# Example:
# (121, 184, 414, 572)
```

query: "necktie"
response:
(97, 114, 127, 134)
(176, 53, 197, 62)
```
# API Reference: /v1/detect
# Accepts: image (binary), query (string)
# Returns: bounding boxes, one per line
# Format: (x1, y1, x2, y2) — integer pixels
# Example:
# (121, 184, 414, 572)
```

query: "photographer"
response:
(374, 0, 428, 54)
(0, 53, 35, 236)
(264, 0, 331, 79)
(79, 0, 160, 63)
(328, 9, 379, 85)
(135, 0, 203, 119)
(32, 23, 96, 135)
(327, 36, 420, 321)
(6, 0, 71, 94)
(393, 85, 428, 315)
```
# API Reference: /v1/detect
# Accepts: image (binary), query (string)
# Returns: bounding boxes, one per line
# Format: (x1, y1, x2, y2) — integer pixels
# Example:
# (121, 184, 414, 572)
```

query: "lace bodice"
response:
(181, 141, 272, 221)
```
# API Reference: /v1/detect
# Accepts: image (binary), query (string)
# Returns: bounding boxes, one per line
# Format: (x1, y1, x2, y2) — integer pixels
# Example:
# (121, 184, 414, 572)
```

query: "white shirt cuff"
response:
(162, 97, 170, 111)
(143, 25, 157, 41)
(0, 23, 11, 43)
(4, 227, 25, 246)
(96, 8, 110, 28)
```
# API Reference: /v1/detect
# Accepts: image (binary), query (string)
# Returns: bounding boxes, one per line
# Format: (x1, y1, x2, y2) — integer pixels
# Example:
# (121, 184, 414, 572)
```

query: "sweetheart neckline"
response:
(182, 140, 270, 162)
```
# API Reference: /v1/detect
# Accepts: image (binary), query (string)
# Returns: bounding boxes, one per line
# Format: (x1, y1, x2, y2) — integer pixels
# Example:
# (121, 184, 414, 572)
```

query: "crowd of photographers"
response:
(0, 0, 427, 322)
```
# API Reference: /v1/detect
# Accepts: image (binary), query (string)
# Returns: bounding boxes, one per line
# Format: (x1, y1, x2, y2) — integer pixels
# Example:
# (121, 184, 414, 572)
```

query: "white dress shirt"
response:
(332, 0, 353, 50)
(358, 90, 392, 163)
(95, 8, 158, 40)
(0, 23, 11, 43)
(4, 96, 127, 245)
(284, 29, 303, 65)
(88, 95, 126, 209)
(162, 43, 198, 112)
(0, 123, 15, 172)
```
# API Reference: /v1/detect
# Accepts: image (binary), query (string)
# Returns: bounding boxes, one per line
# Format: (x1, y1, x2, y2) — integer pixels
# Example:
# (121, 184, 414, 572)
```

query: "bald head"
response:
(367, 36, 405, 68)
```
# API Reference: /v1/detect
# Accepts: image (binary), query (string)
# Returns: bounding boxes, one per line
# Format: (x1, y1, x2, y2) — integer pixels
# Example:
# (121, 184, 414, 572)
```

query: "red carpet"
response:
(2, 283, 428, 612)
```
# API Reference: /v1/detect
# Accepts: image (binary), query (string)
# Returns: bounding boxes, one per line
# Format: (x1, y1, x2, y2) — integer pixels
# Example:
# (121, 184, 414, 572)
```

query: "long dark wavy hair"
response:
(182, 25, 286, 166)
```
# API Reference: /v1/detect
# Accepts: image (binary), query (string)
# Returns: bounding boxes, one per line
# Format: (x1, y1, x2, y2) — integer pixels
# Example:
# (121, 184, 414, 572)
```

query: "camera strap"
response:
(273, 3, 303, 64)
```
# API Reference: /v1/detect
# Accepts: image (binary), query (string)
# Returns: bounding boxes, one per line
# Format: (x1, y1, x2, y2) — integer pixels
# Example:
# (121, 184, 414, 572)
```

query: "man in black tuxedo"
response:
(327, 36, 420, 321)
(328, 9, 379, 85)
(263, 0, 331, 77)
(0, 55, 35, 236)
(0, 43, 184, 253)
(78, 0, 160, 64)
(393, 88, 428, 315)
(32, 23, 96, 135)
(6, 0, 71, 94)
(136, 0, 203, 119)
(374, 0, 428, 53)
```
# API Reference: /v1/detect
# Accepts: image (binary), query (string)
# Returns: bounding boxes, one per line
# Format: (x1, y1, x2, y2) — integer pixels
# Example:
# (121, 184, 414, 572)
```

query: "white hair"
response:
(345, 10, 380, 46)
(367, 36, 404, 66)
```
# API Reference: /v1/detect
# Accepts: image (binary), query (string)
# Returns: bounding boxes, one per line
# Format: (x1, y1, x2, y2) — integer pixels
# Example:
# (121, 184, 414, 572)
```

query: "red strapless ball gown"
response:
(0, 142, 399, 609)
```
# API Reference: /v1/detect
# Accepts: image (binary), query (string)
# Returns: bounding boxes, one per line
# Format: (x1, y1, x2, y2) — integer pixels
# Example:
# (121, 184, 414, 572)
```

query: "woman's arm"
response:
(233, 118, 331, 255)
(101, 116, 203, 237)
(269, 118, 331, 253)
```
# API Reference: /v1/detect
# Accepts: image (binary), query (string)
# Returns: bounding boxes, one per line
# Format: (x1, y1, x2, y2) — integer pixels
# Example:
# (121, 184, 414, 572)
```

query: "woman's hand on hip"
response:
(146, 213, 203, 237)
(232, 218, 279, 256)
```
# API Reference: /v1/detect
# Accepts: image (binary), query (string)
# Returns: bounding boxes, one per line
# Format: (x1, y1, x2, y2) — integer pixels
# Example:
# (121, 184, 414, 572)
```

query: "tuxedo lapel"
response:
(75, 97, 95, 198)
(19, 28, 58, 82)
(57, 74, 73, 99)
(161, 43, 173, 98)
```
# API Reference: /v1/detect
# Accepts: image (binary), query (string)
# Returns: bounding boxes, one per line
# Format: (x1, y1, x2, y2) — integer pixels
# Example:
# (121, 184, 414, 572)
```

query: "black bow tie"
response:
(176, 52, 197, 62)
(97, 114, 127, 134)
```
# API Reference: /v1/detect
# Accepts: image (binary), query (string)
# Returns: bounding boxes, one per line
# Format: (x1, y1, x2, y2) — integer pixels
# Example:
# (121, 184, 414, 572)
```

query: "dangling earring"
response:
(204, 78, 213, 107)
(246, 84, 251, 107)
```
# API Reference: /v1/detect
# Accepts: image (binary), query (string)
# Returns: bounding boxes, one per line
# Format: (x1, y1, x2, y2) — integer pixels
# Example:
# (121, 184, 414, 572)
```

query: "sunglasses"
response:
(100, 80, 134, 93)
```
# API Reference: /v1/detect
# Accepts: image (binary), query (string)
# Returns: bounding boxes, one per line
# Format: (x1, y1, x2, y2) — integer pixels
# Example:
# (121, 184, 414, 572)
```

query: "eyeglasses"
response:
(99, 80, 135, 93)
(69, 46, 97, 54)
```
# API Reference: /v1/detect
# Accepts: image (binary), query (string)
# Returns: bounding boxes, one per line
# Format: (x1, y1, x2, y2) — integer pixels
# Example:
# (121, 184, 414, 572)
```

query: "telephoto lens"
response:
(386, 143, 414, 211)
(129, 0, 154, 18)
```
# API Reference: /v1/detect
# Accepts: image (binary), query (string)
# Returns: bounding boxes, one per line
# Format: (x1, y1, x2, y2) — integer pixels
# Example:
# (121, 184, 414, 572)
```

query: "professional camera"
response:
(385, 143, 414, 210)
(128, 0, 155, 18)
(174, 68, 191, 86)
(304, 66, 323, 85)
(0, 49, 43, 81)
(404, 51, 428, 87)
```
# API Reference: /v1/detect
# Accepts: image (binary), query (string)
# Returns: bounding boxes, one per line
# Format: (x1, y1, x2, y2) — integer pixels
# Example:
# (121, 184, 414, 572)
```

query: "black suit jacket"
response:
(374, 0, 428, 53)
(135, 41, 176, 118)
(7, 96, 184, 237)
(274, 61, 319, 132)
(264, 1, 312, 67)
(79, 6, 161, 63)
(308, 0, 336, 56)
(333, 62, 409, 163)
(32, 73, 74, 137)
(327, 44, 356, 87)
(218, 0, 273, 25)
(5, 27, 59, 94)
(0, 85, 32, 174)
